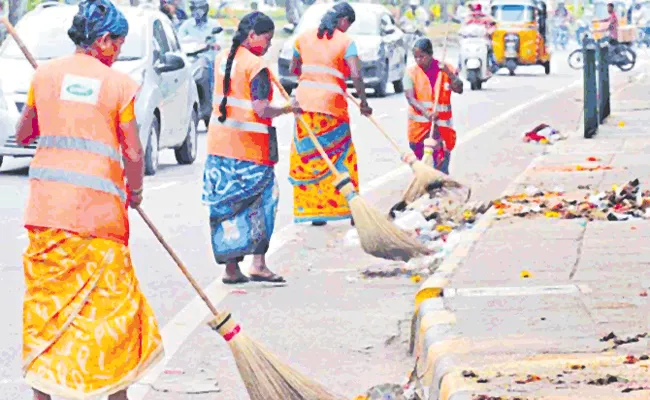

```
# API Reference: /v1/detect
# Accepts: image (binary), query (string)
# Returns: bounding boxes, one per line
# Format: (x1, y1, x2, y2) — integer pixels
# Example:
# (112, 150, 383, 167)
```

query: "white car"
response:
(0, 1, 199, 176)
(0, 80, 19, 148)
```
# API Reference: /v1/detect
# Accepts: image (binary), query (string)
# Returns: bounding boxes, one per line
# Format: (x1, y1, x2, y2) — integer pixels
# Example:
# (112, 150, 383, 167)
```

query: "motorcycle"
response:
(458, 23, 493, 90)
(401, 20, 424, 49)
(568, 37, 636, 72)
(181, 26, 223, 127)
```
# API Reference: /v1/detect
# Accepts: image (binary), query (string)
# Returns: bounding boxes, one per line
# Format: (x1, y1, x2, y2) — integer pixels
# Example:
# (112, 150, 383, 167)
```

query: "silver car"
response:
(0, 1, 200, 176)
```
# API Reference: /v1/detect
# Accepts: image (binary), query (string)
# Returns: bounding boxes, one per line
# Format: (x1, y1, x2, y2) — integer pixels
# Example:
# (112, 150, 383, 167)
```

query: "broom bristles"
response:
(332, 177, 431, 261)
(209, 313, 346, 400)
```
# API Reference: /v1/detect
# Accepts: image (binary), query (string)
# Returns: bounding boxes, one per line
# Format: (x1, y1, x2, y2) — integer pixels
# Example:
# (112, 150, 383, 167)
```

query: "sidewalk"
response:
(415, 72, 650, 399)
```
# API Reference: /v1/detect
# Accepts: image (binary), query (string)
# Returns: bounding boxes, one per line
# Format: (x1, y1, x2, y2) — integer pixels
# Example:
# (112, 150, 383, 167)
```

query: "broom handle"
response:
(135, 206, 220, 316)
(1, 17, 38, 69)
(427, 25, 452, 140)
(344, 93, 404, 154)
(270, 74, 343, 180)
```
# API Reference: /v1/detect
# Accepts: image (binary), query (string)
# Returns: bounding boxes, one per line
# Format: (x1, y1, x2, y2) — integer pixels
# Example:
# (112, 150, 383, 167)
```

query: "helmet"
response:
(409, 0, 419, 7)
(189, 0, 209, 8)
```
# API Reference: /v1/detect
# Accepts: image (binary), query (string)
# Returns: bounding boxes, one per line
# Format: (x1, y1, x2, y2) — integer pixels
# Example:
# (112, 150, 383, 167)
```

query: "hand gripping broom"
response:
(136, 207, 345, 400)
(1, 18, 346, 399)
(270, 75, 430, 262)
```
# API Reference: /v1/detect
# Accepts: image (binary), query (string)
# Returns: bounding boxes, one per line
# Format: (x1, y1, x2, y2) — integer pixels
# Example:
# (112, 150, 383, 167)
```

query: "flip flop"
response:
(222, 275, 250, 285)
(249, 273, 286, 283)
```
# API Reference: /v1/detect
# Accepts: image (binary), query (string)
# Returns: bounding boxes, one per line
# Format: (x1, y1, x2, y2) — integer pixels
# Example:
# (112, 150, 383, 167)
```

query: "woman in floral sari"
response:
(289, 2, 372, 226)
(15, 1, 163, 398)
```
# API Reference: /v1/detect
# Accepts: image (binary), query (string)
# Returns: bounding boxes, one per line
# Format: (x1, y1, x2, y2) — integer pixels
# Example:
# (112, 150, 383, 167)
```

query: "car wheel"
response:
(393, 79, 404, 93)
(175, 109, 199, 165)
(0, 155, 3, 169)
(544, 61, 551, 75)
(144, 115, 160, 176)
(374, 61, 389, 98)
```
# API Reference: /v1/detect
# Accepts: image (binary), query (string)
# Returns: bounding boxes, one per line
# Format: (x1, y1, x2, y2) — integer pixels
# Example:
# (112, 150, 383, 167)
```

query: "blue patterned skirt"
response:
(202, 155, 279, 264)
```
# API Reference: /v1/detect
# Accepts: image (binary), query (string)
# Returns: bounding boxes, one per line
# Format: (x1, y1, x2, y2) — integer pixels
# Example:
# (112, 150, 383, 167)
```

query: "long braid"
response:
(217, 11, 274, 123)
(217, 32, 243, 123)
(317, 2, 355, 40)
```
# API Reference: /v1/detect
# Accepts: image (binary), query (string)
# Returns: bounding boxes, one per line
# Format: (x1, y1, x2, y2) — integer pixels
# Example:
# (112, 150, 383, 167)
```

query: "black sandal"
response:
(249, 273, 286, 283)
(222, 275, 250, 285)
(312, 221, 327, 226)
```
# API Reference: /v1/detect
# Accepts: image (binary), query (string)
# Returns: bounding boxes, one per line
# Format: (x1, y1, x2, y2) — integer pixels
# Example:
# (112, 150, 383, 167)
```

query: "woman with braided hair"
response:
(288, 1, 372, 226)
(15, 0, 163, 398)
(204, 11, 300, 285)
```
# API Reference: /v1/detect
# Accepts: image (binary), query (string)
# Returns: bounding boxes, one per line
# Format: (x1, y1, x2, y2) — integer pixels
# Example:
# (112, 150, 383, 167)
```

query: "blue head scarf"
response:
(69, 0, 129, 48)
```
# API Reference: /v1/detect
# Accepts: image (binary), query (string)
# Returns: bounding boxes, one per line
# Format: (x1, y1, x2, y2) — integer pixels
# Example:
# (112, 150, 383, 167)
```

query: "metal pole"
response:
(583, 37, 598, 138)
(599, 42, 611, 121)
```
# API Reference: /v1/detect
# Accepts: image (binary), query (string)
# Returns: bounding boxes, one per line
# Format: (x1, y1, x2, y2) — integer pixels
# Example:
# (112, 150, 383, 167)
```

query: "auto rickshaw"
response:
(591, 0, 636, 43)
(490, 0, 551, 75)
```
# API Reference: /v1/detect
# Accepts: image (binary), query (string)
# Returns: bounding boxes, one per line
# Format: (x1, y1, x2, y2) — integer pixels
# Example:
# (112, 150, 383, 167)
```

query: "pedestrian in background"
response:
(15, 0, 163, 398)
(288, 1, 372, 226)
(403, 37, 463, 174)
(204, 11, 300, 284)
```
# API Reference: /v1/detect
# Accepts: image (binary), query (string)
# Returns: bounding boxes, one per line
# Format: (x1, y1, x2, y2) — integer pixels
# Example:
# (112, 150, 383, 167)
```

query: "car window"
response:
(160, 18, 180, 52)
(153, 19, 171, 54)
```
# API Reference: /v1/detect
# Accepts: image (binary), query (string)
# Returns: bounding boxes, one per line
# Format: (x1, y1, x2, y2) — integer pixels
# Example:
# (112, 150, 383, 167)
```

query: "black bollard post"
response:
(583, 37, 598, 138)
(598, 42, 611, 122)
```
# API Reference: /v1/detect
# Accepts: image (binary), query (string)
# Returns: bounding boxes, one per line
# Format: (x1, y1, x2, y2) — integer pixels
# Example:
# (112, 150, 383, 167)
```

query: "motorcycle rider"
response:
(178, 0, 222, 111)
(463, 3, 499, 73)
(400, 0, 429, 34)
(552, 2, 573, 47)
(161, 0, 188, 28)
(598, 3, 621, 58)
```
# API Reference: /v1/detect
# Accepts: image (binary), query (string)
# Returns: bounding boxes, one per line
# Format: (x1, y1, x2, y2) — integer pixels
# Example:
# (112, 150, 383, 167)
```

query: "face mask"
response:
(191, 7, 207, 22)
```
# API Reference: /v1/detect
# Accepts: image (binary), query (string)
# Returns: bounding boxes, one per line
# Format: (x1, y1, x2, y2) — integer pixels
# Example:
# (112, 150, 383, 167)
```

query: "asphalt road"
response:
(1, 45, 638, 398)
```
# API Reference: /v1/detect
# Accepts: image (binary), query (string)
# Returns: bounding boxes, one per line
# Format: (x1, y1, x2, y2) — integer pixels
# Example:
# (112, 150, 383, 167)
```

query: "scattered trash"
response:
(587, 156, 600, 162)
(462, 370, 478, 378)
(640, 290, 648, 297)
(494, 179, 649, 221)
(600, 332, 648, 350)
(618, 121, 626, 127)
(523, 123, 565, 144)
(587, 374, 620, 385)
(624, 355, 639, 364)
(515, 374, 542, 384)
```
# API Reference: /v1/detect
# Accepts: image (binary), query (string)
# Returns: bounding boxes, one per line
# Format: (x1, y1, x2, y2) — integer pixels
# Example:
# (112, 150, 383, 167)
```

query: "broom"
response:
(270, 74, 431, 262)
(344, 91, 471, 208)
(2, 18, 344, 399)
(420, 22, 452, 168)
(136, 207, 345, 400)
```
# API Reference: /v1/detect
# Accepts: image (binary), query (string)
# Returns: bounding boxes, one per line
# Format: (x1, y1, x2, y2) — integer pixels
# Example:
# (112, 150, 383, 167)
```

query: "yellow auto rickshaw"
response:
(591, 0, 636, 43)
(491, 0, 551, 75)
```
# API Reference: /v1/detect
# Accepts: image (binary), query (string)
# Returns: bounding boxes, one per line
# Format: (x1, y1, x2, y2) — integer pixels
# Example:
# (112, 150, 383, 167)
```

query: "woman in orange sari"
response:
(289, 2, 372, 226)
(15, 1, 163, 398)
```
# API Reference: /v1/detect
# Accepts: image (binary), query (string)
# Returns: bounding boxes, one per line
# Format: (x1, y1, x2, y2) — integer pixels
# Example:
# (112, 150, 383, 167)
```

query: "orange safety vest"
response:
(207, 46, 275, 165)
(294, 28, 352, 122)
(407, 63, 456, 151)
(24, 54, 138, 244)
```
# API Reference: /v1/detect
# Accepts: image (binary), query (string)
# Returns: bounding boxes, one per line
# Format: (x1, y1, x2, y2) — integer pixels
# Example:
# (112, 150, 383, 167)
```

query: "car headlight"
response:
(358, 46, 379, 61)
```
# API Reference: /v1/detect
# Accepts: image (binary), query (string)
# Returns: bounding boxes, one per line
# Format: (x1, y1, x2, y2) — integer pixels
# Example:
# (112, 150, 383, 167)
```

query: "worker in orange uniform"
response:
(15, 0, 163, 398)
(205, 11, 301, 284)
(288, 1, 372, 227)
(404, 37, 463, 174)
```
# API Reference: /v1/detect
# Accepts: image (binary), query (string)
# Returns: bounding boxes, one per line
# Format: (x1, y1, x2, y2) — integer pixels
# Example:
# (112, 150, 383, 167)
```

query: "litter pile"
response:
(523, 123, 565, 144)
(493, 179, 650, 221)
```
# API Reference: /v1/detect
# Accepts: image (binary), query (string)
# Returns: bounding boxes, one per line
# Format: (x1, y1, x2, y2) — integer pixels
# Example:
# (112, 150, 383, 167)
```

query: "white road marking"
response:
(444, 284, 583, 298)
(16, 233, 27, 240)
(149, 182, 178, 191)
(128, 72, 606, 399)
(376, 113, 389, 119)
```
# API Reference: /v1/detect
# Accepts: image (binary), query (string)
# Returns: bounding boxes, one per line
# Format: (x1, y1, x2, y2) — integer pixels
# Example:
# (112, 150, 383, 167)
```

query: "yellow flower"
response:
(521, 270, 532, 278)
(411, 275, 422, 283)
(545, 211, 560, 218)
(540, 138, 549, 144)
(576, 165, 584, 171)
(618, 121, 625, 127)
(497, 209, 505, 215)
(436, 225, 453, 232)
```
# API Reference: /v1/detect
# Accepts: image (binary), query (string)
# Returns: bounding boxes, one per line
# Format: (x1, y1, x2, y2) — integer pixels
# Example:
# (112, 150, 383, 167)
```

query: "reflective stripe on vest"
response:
(38, 135, 122, 162)
(299, 80, 345, 94)
(301, 64, 346, 80)
(29, 167, 127, 201)
(210, 114, 270, 134)
(408, 114, 454, 127)
(213, 95, 254, 110)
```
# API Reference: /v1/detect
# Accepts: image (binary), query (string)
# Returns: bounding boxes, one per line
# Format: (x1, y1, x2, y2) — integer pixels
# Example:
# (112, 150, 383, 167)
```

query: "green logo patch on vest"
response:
(60, 74, 102, 105)
(65, 84, 94, 97)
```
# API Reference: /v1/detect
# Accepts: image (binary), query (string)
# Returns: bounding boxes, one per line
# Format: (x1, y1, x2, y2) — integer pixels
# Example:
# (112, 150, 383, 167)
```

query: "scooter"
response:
(458, 24, 493, 90)
(181, 26, 223, 127)
(553, 24, 569, 49)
